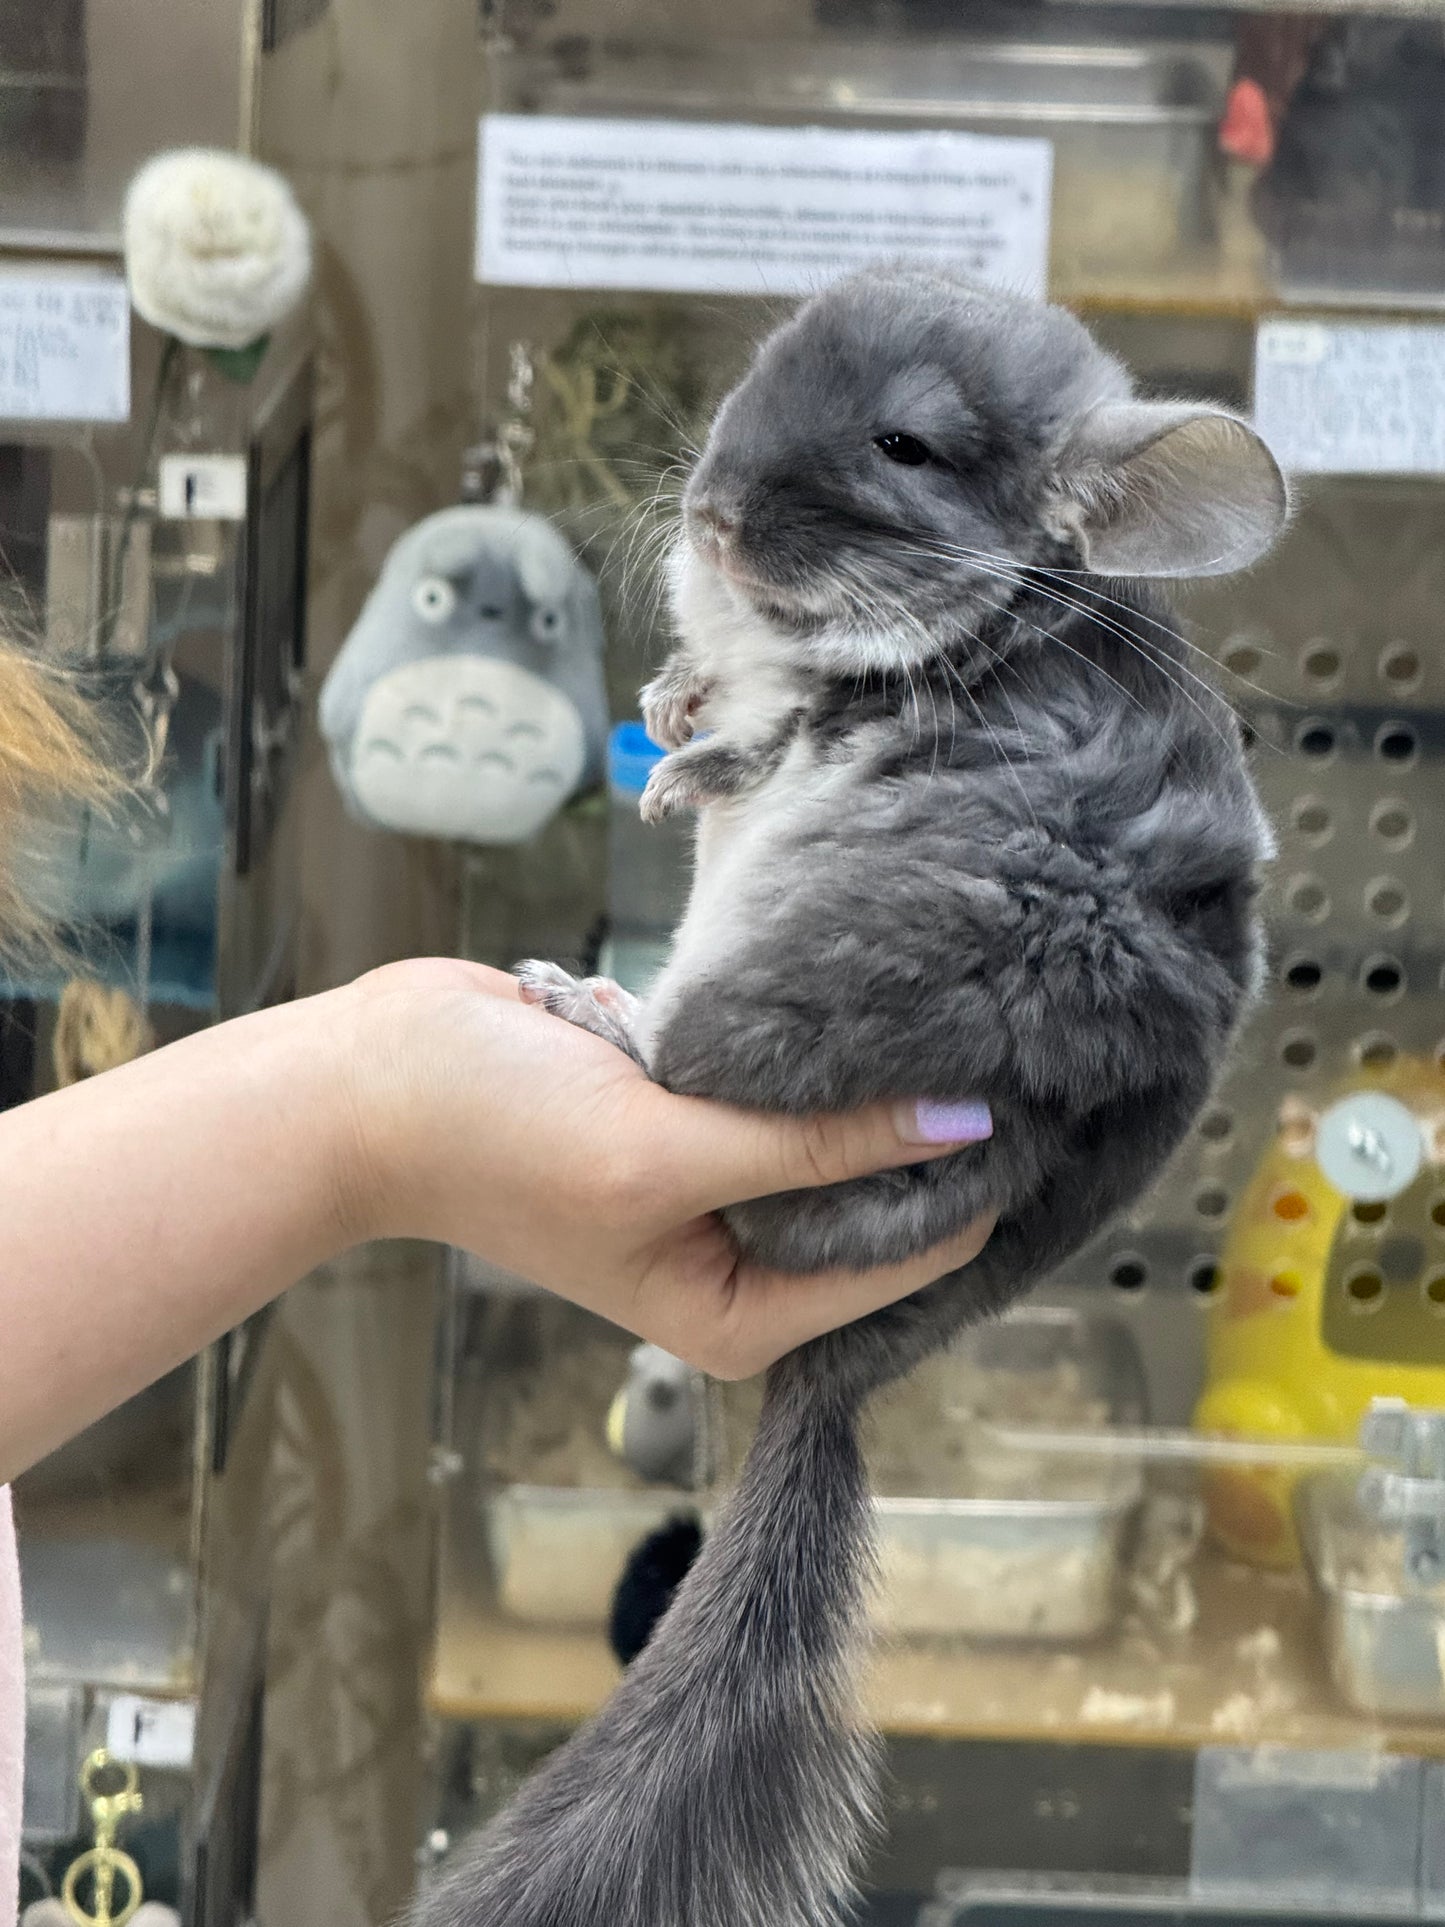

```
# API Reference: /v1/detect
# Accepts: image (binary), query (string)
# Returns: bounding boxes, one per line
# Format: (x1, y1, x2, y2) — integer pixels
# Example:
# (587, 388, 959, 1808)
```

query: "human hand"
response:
(339, 958, 994, 1378)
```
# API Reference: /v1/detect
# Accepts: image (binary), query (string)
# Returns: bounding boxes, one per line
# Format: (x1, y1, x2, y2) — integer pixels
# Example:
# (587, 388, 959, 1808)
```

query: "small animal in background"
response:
(319, 506, 609, 846)
(605, 1342, 711, 1489)
(608, 1514, 704, 1668)
(418, 266, 1287, 1927)
(603, 1347, 712, 1668)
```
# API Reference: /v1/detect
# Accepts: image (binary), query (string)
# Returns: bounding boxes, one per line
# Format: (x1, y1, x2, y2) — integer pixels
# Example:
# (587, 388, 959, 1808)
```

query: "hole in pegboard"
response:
(1269, 1269, 1303, 1299)
(1271, 1187, 1311, 1221)
(1109, 1255, 1148, 1292)
(1351, 1200, 1389, 1227)
(1287, 875, 1331, 922)
(1425, 1273, 1445, 1314)
(1296, 720, 1336, 759)
(1301, 643, 1342, 685)
(1376, 722, 1418, 764)
(1291, 796, 1333, 844)
(1356, 1034, 1399, 1071)
(1280, 1031, 1318, 1069)
(1432, 1197, 1445, 1231)
(1223, 639, 1263, 677)
(1380, 644, 1422, 691)
(1196, 1185, 1229, 1220)
(1283, 956, 1322, 993)
(1361, 955, 1405, 1000)
(1189, 1259, 1220, 1295)
(1345, 1265, 1385, 1309)
(1198, 1108, 1233, 1144)
(1370, 800, 1414, 849)
(1365, 877, 1409, 926)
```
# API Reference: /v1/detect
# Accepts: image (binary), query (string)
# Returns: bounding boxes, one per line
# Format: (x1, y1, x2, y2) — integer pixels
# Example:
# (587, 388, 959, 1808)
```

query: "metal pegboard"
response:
(1077, 478, 1445, 1333)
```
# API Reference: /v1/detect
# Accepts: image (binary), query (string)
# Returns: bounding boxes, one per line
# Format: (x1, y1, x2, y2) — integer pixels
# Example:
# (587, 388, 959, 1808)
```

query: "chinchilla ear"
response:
(1053, 401, 1288, 579)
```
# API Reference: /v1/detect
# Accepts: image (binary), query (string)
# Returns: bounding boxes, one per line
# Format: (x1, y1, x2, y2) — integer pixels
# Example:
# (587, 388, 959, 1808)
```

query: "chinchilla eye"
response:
(411, 575, 457, 624)
(874, 432, 933, 467)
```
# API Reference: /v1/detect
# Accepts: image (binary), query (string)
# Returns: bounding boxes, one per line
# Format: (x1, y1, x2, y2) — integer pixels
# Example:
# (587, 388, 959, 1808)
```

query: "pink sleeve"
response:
(0, 1488, 21, 1927)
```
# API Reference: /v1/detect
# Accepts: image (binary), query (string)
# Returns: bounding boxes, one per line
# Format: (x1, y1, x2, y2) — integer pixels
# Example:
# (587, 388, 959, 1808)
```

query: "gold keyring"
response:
(61, 1847, 143, 1927)
(79, 1751, 139, 1806)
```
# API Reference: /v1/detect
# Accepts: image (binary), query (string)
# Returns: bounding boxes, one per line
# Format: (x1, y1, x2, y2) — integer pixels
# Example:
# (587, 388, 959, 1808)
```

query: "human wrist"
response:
(275, 978, 405, 1255)
(318, 962, 460, 1251)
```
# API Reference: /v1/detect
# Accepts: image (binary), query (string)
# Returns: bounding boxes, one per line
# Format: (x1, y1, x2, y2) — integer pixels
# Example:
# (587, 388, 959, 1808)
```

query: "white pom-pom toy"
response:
(122, 148, 312, 350)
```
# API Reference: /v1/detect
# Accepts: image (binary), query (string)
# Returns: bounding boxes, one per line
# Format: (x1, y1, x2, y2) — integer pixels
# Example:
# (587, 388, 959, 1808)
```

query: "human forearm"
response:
(0, 988, 361, 1482)
(0, 958, 993, 1483)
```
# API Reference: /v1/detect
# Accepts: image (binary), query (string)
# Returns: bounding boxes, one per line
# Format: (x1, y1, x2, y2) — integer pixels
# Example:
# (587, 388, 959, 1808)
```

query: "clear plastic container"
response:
(867, 1307, 1148, 1641)
(470, 1296, 725, 1632)
(477, 1302, 1148, 1643)
(600, 721, 693, 996)
(1297, 1472, 1445, 1722)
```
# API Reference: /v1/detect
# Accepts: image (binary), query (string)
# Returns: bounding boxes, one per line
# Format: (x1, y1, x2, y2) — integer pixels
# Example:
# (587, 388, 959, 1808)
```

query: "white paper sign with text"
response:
(477, 114, 1052, 298)
(106, 1694, 196, 1769)
(1254, 320, 1445, 475)
(0, 270, 130, 423)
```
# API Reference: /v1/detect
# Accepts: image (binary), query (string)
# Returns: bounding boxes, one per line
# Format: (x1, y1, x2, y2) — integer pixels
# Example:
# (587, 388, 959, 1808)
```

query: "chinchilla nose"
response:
(687, 497, 740, 549)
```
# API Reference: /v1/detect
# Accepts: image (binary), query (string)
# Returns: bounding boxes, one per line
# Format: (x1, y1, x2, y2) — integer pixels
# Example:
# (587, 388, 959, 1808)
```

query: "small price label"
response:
(1256, 320, 1328, 366)
(0, 270, 130, 422)
(158, 453, 248, 521)
(105, 1694, 195, 1769)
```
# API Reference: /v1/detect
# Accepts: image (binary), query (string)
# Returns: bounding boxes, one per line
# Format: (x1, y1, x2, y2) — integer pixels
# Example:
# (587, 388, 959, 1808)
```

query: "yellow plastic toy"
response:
(1194, 1054, 1445, 1567)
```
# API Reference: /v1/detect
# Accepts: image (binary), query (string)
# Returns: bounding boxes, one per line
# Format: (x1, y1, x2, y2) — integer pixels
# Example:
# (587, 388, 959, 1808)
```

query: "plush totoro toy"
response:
(319, 506, 609, 845)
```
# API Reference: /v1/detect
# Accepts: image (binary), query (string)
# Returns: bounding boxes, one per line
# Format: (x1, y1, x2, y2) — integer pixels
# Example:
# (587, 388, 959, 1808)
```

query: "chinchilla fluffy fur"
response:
(417, 266, 1287, 1927)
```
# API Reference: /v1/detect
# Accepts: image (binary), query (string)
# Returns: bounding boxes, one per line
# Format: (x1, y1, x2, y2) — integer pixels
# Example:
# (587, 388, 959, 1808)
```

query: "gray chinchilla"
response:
(419, 265, 1287, 1927)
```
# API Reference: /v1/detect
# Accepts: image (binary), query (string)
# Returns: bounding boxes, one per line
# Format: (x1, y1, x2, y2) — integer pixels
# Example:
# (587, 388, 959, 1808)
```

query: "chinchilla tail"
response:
(412, 1346, 881, 1927)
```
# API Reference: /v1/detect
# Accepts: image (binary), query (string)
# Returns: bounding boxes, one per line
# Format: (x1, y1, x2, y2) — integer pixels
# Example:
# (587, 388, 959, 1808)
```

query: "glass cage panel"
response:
(434, 4, 1445, 1918)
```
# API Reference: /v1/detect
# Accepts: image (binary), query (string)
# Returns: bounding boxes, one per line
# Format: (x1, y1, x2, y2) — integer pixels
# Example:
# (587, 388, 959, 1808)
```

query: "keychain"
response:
(318, 503, 608, 845)
(60, 1751, 144, 1927)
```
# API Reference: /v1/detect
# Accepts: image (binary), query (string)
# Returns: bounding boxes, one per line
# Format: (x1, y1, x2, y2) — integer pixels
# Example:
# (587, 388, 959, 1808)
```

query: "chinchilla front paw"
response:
(639, 755, 712, 822)
(641, 670, 711, 750)
(516, 960, 644, 1062)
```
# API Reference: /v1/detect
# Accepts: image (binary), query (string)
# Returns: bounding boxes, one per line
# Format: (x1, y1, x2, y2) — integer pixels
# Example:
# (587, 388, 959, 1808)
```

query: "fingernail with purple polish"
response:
(899, 1099, 993, 1146)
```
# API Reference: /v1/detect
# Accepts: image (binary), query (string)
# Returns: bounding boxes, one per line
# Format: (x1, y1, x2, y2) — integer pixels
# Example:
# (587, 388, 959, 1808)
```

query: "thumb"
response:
(653, 1090, 993, 1218)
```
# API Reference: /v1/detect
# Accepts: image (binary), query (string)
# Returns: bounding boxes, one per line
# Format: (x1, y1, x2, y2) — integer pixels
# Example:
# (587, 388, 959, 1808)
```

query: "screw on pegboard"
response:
(1358, 1397, 1445, 1590)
